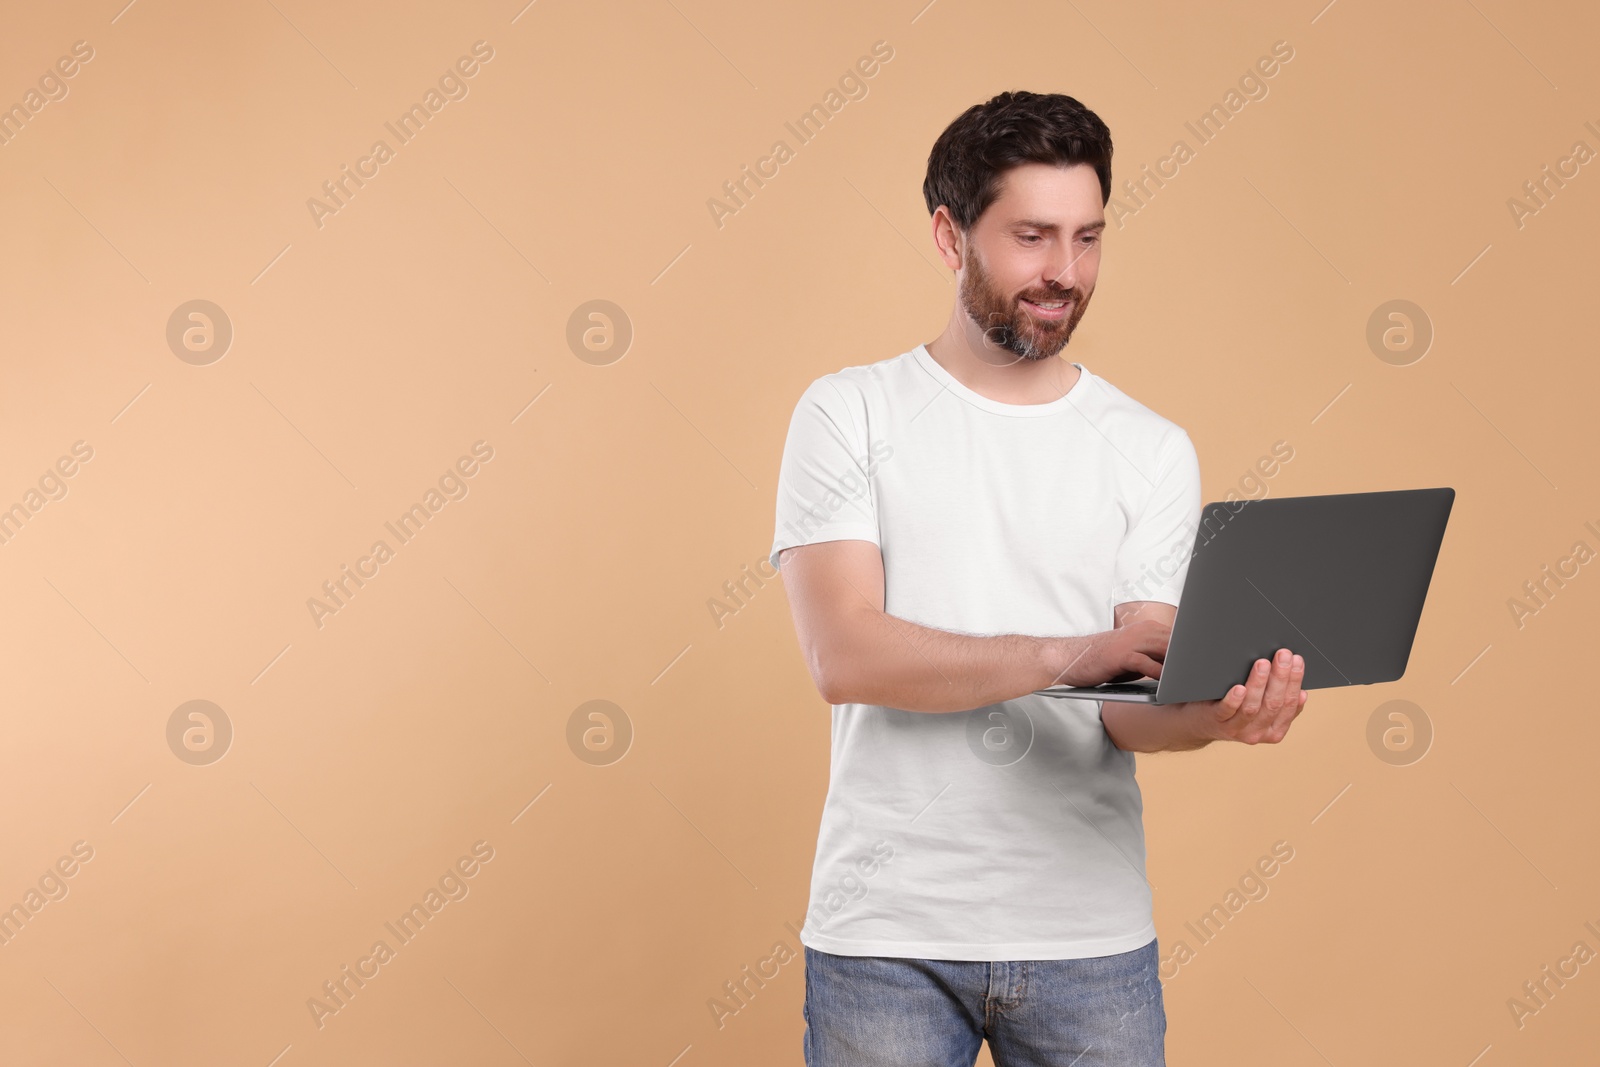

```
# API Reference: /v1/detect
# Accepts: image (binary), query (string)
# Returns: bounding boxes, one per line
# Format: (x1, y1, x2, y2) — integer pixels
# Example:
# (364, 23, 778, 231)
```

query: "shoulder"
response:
(1081, 368, 1194, 462)
(790, 348, 920, 420)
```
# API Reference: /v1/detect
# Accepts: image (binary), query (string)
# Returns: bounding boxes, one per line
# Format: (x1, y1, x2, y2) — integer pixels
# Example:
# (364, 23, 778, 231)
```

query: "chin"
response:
(1017, 330, 1073, 361)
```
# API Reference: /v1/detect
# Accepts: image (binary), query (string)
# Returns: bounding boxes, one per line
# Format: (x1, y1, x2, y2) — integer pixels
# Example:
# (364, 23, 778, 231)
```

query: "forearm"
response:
(1100, 700, 1216, 753)
(818, 607, 1088, 713)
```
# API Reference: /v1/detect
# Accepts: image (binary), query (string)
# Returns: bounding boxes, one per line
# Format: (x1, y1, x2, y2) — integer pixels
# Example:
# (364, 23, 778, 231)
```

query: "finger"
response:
(1260, 648, 1294, 712)
(1213, 683, 1248, 723)
(1129, 653, 1163, 678)
(1137, 622, 1171, 661)
(1237, 658, 1271, 722)
(1268, 656, 1306, 736)
(1137, 628, 1169, 663)
(1265, 697, 1305, 743)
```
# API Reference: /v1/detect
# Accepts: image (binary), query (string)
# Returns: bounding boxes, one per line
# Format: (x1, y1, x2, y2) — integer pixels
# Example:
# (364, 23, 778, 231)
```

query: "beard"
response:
(959, 244, 1093, 362)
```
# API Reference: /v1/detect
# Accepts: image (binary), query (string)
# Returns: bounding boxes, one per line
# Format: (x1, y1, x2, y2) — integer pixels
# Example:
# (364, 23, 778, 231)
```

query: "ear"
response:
(930, 207, 964, 271)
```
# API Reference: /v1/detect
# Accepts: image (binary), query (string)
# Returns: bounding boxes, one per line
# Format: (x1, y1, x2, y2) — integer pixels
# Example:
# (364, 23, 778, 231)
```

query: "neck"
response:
(924, 317, 1081, 405)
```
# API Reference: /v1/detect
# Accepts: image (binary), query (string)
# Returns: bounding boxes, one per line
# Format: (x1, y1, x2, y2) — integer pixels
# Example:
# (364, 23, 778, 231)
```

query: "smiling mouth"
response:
(1021, 297, 1071, 319)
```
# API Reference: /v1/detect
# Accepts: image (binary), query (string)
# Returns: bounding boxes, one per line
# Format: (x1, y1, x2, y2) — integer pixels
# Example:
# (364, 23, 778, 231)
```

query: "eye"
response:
(1019, 233, 1042, 244)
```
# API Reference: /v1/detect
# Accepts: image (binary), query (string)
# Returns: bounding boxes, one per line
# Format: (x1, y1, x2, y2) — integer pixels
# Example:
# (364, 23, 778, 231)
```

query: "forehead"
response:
(985, 162, 1104, 228)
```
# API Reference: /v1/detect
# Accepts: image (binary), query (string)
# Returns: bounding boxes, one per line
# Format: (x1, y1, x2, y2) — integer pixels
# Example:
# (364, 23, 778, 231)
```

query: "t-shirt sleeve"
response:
(769, 377, 881, 571)
(1111, 429, 1202, 608)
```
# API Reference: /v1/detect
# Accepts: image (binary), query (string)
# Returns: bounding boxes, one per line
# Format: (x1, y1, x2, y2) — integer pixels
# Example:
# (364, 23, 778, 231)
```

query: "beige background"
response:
(0, 0, 1596, 1063)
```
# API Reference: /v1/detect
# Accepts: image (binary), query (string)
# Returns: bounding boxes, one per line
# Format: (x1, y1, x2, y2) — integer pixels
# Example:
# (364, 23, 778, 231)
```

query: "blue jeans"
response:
(802, 938, 1166, 1066)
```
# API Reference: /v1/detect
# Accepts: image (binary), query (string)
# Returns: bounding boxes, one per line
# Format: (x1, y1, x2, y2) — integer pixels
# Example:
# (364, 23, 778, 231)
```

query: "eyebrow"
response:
(1012, 218, 1107, 234)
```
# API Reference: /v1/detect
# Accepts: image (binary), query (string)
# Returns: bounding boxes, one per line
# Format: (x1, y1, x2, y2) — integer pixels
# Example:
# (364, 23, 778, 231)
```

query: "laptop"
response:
(1037, 487, 1455, 705)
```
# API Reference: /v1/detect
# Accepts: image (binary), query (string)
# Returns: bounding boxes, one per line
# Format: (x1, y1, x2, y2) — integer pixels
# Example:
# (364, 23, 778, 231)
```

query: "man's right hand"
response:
(1049, 619, 1172, 688)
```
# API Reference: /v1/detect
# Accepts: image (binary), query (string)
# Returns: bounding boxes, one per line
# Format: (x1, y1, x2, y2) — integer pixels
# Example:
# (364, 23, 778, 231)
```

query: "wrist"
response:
(1042, 634, 1099, 689)
(1177, 699, 1220, 745)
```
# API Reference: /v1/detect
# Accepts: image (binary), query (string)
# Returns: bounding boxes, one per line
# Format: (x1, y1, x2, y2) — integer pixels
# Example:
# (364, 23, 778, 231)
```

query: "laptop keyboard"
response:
(1038, 680, 1157, 695)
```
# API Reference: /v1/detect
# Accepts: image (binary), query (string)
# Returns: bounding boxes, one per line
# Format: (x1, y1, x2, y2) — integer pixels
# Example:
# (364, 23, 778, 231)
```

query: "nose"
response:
(1045, 248, 1077, 292)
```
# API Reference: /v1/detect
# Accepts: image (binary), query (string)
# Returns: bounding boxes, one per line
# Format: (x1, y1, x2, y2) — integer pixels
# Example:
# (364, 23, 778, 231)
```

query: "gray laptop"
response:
(1037, 487, 1455, 705)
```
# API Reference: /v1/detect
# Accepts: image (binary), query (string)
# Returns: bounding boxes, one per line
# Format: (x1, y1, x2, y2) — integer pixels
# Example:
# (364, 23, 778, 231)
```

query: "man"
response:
(769, 91, 1308, 1066)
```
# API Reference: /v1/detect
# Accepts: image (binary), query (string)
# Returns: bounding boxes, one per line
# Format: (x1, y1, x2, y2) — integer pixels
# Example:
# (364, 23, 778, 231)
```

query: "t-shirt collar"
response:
(912, 343, 1091, 417)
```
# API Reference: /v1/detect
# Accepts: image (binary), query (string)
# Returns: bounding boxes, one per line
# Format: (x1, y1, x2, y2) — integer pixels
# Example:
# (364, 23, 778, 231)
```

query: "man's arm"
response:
(778, 539, 1169, 713)
(1099, 601, 1310, 752)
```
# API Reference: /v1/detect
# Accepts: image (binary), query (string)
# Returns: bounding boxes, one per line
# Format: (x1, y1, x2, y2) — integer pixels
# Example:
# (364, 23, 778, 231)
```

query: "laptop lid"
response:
(1151, 486, 1455, 704)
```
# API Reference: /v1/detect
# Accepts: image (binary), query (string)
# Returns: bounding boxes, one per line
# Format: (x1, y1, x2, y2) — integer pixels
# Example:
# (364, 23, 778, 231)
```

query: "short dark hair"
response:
(922, 91, 1113, 233)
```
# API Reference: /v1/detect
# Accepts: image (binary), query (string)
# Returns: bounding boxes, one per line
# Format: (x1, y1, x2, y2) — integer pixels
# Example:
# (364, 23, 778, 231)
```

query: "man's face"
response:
(955, 162, 1106, 362)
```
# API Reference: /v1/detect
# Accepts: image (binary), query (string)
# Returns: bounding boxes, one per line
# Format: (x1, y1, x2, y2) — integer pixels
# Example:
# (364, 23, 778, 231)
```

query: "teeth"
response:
(1029, 300, 1065, 308)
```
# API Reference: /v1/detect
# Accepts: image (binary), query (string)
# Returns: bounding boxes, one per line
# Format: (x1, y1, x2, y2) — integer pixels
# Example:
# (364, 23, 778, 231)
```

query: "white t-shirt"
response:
(770, 341, 1202, 962)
